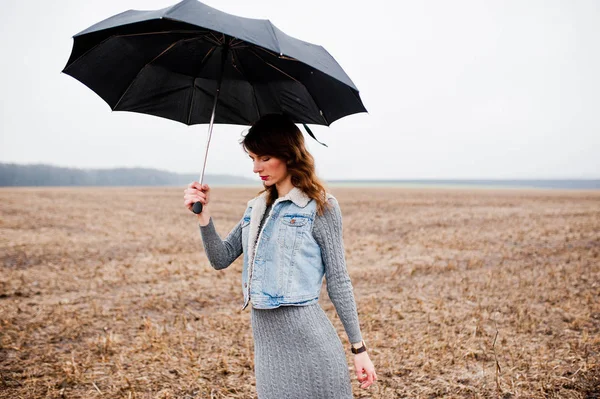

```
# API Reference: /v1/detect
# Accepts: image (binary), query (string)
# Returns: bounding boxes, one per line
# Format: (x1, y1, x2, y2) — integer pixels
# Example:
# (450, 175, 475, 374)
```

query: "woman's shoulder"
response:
(318, 192, 342, 219)
(312, 193, 343, 235)
(324, 192, 340, 207)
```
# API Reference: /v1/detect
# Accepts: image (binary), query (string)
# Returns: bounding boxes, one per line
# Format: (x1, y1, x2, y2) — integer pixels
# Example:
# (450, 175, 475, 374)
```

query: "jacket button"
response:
(244, 283, 247, 288)
(290, 218, 296, 224)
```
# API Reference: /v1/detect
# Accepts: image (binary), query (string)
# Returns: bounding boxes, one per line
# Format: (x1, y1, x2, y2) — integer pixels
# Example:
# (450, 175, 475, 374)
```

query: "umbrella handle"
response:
(192, 202, 203, 214)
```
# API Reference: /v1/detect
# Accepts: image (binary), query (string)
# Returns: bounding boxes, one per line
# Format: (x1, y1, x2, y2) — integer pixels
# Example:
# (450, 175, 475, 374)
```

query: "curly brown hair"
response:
(241, 114, 329, 215)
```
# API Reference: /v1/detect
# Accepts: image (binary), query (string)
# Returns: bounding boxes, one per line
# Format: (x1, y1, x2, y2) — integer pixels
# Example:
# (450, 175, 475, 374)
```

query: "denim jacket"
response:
(241, 187, 327, 310)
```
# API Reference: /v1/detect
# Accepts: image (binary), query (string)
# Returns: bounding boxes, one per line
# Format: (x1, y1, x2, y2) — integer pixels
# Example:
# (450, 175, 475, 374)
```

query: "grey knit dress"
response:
(200, 198, 362, 399)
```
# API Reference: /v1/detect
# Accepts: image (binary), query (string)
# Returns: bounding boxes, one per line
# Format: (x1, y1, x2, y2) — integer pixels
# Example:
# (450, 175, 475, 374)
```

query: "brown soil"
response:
(1, 186, 599, 398)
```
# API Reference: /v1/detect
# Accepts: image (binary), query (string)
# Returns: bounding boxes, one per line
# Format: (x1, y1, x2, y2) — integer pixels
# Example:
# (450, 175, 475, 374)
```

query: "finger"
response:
(195, 195, 207, 204)
(356, 371, 366, 383)
(361, 370, 375, 388)
(183, 195, 196, 203)
(185, 188, 203, 196)
(188, 181, 202, 190)
(185, 192, 206, 200)
(184, 198, 197, 206)
(360, 373, 374, 389)
(184, 196, 204, 206)
(186, 187, 208, 200)
(187, 192, 206, 201)
(367, 370, 375, 385)
(202, 184, 210, 191)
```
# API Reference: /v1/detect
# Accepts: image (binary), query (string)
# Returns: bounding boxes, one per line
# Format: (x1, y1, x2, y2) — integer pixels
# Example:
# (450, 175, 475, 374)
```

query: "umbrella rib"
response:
(255, 46, 299, 62)
(111, 32, 222, 114)
(249, 49, 300, 83)
(249, 49, 328, 125)
(65, 31, 208, 71)
(203, 35, 222, 47)
(254, 43, 358, 91)
(112, 35, 212, 110)
(112, 36, 217, 111)
(230, 38, 243, 47)
(209, 32, 223, 45)
(279, 55, 299, 61)
(232, 49, 261, 121)
(112, 40, 182, 110)
(114, 30, 209, 38)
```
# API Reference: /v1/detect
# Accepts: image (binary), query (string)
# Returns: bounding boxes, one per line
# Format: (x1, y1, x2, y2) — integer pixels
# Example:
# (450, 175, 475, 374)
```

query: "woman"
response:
(183, 114, 376, 398)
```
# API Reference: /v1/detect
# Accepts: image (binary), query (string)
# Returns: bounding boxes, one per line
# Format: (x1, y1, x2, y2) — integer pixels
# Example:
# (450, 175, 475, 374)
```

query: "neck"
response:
(275, 177, 294, 198)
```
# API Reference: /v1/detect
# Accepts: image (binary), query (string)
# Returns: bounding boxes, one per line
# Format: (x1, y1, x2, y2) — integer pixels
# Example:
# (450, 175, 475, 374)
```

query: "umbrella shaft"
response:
(199, 44, 229, 186)
(198, 89, 219, 186)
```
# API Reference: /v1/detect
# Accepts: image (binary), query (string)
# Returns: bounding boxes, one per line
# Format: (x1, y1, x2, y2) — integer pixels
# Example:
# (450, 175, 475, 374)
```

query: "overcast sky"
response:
(1, 0, 599, 180)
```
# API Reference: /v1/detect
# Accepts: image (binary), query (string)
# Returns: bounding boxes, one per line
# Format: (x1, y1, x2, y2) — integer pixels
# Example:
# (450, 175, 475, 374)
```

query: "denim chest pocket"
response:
(278, 213, 311, 250)
(241, 215, 251, 228)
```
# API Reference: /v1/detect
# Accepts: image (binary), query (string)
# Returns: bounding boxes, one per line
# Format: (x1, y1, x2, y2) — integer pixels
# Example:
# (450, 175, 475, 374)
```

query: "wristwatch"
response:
(351, 340, 367, 354)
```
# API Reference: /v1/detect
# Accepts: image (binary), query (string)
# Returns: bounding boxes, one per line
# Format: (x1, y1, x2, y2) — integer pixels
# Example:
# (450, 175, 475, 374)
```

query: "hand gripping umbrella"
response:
(62, 0, 367, 213)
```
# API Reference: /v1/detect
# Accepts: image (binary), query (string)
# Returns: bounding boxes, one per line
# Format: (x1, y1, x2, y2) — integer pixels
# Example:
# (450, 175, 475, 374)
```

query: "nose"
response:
(253, 161, 262, 174)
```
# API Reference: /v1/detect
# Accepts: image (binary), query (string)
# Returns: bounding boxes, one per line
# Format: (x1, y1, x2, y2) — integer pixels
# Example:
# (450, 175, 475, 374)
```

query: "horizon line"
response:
(1, 162, 598, 181)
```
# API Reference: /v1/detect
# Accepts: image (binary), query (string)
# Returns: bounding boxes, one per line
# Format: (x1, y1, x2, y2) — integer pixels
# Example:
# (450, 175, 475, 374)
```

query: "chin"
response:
(263, 178, 279, 187)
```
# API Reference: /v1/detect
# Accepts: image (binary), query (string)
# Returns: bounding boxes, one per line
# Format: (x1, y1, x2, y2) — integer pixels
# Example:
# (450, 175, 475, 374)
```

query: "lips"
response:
(260, 176, 268, 181)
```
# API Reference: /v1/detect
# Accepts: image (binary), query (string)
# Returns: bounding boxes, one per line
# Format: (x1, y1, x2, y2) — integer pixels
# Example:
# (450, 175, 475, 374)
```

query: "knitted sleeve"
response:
(312, 197, 363, 344)
(199, 217, 243, 270)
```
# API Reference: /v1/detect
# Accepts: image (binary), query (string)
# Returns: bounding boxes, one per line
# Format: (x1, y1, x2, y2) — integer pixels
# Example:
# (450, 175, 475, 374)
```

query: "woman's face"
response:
(248, 151, 290, 187)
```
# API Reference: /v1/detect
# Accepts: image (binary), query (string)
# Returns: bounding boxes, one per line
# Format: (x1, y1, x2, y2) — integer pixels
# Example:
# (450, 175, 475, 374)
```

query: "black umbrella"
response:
(62, 0, 366, 213)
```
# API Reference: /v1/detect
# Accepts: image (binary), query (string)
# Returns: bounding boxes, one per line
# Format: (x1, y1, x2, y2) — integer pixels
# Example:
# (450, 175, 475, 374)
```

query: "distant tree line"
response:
(0, 163, 255, 187)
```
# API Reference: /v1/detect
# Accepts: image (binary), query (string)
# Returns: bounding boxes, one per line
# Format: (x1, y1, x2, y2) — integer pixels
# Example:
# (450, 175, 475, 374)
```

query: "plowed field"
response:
(1, 187, 599, 398)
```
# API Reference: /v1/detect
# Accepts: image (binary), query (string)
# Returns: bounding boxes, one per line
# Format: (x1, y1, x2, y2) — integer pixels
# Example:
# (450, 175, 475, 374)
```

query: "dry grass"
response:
(1, 186, 599, 398)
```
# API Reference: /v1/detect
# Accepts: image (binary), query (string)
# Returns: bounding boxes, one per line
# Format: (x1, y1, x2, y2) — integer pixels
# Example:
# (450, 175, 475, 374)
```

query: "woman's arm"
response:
(312, 197, 363, 344)
(184, 182, 243, 270)
(313, 197, 377, 389)
(199, 217, 243, 270)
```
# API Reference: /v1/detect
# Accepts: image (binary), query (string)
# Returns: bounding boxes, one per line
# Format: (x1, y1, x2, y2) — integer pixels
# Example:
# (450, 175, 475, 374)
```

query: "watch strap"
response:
(351, 341, 367, 354)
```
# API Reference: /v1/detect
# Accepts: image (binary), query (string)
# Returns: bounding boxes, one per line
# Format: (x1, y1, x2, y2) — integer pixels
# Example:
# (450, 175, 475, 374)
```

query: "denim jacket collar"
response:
(246, 186, 311, 209)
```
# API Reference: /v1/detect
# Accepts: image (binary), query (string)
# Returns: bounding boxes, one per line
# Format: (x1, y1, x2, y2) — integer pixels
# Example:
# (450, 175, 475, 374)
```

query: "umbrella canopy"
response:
(62, 0, 367, 126)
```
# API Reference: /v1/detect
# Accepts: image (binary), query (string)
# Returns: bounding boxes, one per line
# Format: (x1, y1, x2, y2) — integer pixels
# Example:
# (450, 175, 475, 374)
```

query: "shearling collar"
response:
(247, 186, 311, 209)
